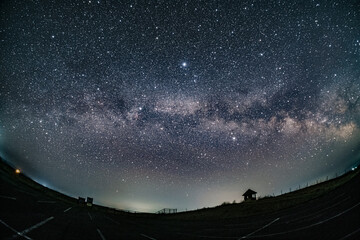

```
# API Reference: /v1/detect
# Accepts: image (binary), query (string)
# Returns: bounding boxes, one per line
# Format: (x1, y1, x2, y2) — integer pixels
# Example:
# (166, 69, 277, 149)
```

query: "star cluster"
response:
(0, 0, 359, 212)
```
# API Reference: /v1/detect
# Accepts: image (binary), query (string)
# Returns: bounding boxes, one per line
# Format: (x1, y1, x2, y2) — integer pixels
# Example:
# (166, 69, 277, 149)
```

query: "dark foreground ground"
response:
(0, 159, 359, 240)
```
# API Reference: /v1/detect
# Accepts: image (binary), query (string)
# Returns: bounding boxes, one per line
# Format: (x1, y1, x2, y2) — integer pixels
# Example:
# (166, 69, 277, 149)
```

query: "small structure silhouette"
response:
(87, 197, 93, 207)
(78, 197, 85, 205)
(243, 189, 257, 201)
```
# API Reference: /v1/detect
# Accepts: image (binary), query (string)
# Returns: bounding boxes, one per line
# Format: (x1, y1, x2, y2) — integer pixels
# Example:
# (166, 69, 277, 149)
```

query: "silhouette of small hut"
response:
(242, 189, 257, 201)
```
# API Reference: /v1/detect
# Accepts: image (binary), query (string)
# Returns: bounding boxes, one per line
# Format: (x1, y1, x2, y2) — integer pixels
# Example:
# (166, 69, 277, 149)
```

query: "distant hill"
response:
(167, 168, 358, 220)
(1, 156, 358, 219)
(1, 156, 359, 239)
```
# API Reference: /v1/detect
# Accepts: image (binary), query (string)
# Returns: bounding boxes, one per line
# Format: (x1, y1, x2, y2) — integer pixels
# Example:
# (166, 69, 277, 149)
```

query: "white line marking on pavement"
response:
(338, 227, 360, 240)
(97, 228, 106, 240)
(283, 196, 350, 224)
(37, 200, 56, 203)
(140, 233, 157, 240)
(63, 207, 72, 213)
(240, 218, 280, 239)
(246, 202, 360, 238)
(10, 216, 54, 240)
(0, 195, 16, 200)
(15, 216, 54, 237)
(0, 218, 32, 240)
(88, 212, 93, 221)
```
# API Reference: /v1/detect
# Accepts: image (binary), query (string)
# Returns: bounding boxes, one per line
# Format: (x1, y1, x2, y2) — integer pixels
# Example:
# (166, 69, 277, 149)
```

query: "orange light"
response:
(15, 169, 21, 174)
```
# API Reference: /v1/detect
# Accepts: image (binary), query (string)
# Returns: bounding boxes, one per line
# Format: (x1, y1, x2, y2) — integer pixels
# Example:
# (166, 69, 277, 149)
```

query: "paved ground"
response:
(1, 165, 359, 239)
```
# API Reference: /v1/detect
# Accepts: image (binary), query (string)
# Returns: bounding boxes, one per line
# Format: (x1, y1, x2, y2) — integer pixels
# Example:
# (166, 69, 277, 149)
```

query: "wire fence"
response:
(156, 208, 178, 214)
(257, 165, 359, 200)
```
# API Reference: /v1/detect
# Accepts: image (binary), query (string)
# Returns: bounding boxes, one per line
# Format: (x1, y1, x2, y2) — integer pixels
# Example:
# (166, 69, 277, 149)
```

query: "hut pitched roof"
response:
(242, 189, 257, 196)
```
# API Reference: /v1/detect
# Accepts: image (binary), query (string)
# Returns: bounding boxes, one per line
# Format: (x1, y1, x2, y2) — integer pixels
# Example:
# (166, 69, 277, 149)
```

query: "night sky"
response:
(1, 0, 360, 212)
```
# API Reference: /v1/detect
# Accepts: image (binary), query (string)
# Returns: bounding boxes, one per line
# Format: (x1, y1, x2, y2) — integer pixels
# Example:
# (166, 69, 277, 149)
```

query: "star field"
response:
(0, 0, 359, 212)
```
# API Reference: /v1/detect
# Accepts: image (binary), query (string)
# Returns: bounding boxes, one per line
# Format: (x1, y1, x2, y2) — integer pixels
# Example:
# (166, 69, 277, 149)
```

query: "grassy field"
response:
(165, 169, 358, 220)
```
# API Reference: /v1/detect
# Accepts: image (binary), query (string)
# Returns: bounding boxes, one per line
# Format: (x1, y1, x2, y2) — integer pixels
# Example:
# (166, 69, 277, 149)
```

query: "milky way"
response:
(1, 0, 359, 212)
